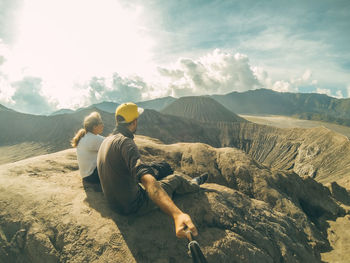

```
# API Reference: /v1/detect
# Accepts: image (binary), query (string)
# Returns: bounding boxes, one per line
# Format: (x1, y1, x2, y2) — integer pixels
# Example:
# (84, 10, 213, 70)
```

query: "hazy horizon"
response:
(0, 0, 349, 115)
(2, 88, 349, 116)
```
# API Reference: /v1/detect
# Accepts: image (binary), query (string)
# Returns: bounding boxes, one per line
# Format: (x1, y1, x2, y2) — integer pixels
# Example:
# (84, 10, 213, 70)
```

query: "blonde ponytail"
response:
(71, 111, 103, 148)
(71, 129, 86, 147)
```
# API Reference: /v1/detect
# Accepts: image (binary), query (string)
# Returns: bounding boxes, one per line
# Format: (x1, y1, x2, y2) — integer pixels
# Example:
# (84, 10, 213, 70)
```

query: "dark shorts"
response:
(83, 167, 100, 184)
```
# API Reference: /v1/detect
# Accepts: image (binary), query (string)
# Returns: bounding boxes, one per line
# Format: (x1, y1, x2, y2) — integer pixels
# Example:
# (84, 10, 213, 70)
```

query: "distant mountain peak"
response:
(161, 96, 246, 123)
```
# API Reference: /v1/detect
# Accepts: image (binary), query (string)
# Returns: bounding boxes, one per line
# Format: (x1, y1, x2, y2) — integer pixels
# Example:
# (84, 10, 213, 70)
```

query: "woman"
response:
(71, 112, 104, 183)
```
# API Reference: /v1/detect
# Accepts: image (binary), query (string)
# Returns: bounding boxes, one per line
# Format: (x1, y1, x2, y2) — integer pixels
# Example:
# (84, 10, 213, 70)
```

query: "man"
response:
(97, 102, 208, 239)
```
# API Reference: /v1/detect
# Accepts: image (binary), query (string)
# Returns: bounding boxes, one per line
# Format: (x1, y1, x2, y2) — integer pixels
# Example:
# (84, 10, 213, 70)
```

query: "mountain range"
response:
(1, 94, 350, 191)
(50, 96, 177, 116)
(212, 89, 350, 126)
(45, 89, 350, 126)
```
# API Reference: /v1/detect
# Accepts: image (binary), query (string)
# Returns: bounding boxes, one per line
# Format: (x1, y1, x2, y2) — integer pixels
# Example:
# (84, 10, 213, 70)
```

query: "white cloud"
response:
(0, 0, 159, 113)
(272, 80, 293, 93)
(70, 73, 155, 108)
(3, 0, 155, 99)
(157, 49, 261, 97)
(335, 90, 343, 99)
(156, 50, 318, 97)
(0, 46, 345, 114)
(253, 67, 318, 93)
(0, 75, 14, 104)
(0, 40, 8, 64)
(0, 40, 15, 105)
(1, 0, 349, 114)
(252, 66, 272, 87)
(347, 85, 350, 98)
(0, 43, 57, 113)
(68, 49, 272, 106)
(316, 88, 332, 96)
(314, 88, 344, 98)
(302, 69, 312, 81)
(96, 74, 149, 103)
(7, 77, 57, 114)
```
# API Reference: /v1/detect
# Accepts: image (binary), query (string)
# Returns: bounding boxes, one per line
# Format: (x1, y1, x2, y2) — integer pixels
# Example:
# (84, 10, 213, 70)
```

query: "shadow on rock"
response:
(83, 180, 219, 263)
(82, 179, 330, 263)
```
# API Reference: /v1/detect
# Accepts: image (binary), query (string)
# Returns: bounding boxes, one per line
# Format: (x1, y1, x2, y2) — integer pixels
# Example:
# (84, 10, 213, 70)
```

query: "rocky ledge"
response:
(0, 136, 349, 262)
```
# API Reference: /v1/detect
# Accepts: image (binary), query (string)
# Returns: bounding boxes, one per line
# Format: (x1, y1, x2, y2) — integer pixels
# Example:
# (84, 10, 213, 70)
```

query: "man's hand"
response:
(173, 212, 198, 239)
(141, 174, 199, 239)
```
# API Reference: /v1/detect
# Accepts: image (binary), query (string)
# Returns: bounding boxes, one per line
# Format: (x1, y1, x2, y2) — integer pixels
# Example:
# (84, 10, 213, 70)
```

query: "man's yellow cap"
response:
(115, 102, 144, 123)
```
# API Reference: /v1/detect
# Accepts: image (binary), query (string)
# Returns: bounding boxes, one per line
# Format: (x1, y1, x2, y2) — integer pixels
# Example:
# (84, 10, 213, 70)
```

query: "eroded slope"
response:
(216, 122, 350, 187)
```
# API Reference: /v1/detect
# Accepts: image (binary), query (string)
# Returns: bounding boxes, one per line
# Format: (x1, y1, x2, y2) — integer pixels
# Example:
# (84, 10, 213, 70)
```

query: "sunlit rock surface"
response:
(1, 136, 349, 262)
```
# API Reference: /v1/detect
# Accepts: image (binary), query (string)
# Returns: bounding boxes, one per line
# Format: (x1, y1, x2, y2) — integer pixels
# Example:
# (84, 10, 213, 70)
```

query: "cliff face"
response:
(214, 122, 350, 188)
(0, 136, 349, 262)
(212, 88, 350, 120)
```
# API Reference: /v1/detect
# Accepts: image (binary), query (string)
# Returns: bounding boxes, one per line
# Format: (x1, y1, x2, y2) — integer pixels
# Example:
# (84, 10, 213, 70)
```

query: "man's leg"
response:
(135, 173, 203, 216)
(159, 173, 200, 197)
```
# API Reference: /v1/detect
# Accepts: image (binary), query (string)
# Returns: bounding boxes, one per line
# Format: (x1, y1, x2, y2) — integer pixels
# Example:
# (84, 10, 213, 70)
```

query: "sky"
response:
(0, 0, 349, 115)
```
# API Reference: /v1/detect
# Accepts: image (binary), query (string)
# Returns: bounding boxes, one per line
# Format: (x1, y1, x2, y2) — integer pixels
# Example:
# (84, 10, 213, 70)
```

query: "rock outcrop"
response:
(0, 136, 349, 262)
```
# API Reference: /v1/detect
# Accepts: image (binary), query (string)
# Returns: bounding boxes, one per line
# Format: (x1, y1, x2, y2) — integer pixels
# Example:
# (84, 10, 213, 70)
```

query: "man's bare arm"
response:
(141, 173, 198, 238)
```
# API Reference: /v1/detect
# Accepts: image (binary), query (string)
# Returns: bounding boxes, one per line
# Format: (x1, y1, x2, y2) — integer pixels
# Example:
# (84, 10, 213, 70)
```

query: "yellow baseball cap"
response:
(115, 102, 144, 123)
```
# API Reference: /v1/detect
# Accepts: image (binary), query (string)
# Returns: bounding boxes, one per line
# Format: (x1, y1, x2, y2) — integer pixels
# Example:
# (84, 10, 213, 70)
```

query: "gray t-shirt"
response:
(97, 133, 153, 214)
